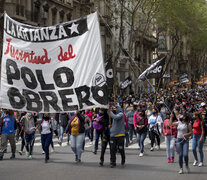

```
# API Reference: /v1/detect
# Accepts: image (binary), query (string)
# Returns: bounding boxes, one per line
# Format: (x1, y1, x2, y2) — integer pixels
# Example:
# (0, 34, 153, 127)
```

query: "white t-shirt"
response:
(176, 121, 188, 139)
(41, 120, 51, 135)
(148, 115, 163, 133)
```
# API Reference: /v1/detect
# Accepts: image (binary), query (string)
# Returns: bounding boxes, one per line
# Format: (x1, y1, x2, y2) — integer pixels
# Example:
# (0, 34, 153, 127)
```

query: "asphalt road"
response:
(0, 138, 207, 180)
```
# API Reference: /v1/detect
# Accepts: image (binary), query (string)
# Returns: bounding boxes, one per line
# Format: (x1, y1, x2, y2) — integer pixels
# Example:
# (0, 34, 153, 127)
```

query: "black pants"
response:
(149, 131, 160, 148)
(100, 134, 110, 162)
(41, 133, 52, 160)
(110, 136, 125, 165)
(20, 131, 25, 152)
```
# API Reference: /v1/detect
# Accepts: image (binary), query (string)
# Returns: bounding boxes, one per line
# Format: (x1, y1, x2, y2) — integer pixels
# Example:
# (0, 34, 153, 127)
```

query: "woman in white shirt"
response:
(41, 113, 53, 163)
(148, 108, 163, 151)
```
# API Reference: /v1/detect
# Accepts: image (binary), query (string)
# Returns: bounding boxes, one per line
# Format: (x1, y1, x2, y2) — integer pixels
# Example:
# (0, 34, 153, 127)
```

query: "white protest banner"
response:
(0, 12, 108, 113)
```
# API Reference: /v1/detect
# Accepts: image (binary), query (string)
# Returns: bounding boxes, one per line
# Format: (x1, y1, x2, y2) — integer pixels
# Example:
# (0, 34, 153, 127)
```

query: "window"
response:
(59, 10, 65, 23)
(158, 35, 167, 52)
(52, 7, 57, 25)
(16, 0, 25, 17)
(67, 13, 72, 21)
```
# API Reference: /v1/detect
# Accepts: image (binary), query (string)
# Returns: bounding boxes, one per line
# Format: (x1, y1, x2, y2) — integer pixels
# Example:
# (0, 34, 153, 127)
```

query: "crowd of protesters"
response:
(0, 88, 207, 174)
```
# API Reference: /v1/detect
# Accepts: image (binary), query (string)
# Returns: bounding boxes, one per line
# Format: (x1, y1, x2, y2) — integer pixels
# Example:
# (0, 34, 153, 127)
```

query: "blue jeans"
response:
(192, 134, 205, 163)
(136, 132, 147, 153)
(71, 133, 85, 160)
(129, 124, 136, 141)
(125, 131, 129, 147)
(176, 138, 189, 168)
(41, 133, 52, 160)
(94, 130, 103, 152)
(165, 135, 175, 159)
(24, 133, 35, 155)
(59, 126, 70, 142)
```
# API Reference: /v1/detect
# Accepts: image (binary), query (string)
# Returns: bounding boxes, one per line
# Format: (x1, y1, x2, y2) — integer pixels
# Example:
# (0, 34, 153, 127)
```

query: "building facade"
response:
(0, 0, 112, 64)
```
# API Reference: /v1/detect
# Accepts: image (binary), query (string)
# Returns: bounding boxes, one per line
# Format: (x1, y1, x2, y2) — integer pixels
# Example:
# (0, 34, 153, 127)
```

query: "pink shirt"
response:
(163, 119, 177, 136)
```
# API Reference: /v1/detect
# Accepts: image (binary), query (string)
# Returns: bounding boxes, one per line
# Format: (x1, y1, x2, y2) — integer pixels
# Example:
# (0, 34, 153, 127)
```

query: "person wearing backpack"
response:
(65, 111, 85, 163)
(40, 113, 53, 163)
(192, 112, 205, 167)
(93, 108, 104, 154)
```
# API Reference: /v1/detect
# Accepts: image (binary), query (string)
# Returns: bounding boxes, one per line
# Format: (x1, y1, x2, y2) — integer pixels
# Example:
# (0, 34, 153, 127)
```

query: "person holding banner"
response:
(65, 111, 85, 163)
(40, 114, 53, 163)
(20, 113, 37, 160)
(0, 110, 16, 160)
(108, 105, 126, 168)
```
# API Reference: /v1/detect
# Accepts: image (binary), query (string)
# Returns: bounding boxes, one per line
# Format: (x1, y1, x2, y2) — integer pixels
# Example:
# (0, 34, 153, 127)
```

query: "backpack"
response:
(199, 120, 207, 136)
(93, 115, 103, 131)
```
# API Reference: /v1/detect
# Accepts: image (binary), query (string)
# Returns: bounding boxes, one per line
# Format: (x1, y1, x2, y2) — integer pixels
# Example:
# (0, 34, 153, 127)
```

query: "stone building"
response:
(0, 0, 112, 62)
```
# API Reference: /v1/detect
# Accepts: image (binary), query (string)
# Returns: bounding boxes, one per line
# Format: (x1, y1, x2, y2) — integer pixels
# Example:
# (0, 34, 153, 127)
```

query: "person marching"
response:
(20, 112, 37, 159)
(126, 104, 136, 144)
(108, 105, 126, 168)
(65, 111, 85, 163)
(99, 109, 110, 166)
(40, 113, 53, 163)
(93, 108, 104, 154)
(148, 108, 163, 151)
(0, 110, 16, 160)
(163, 112, 177, 163)
(170, 113, 193, 174)
(134, 110, 148, 157)
(192, 112, 205, 167)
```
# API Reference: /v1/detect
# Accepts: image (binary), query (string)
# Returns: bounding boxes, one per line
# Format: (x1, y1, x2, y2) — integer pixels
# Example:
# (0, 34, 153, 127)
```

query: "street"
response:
(0, 136, 206, 180)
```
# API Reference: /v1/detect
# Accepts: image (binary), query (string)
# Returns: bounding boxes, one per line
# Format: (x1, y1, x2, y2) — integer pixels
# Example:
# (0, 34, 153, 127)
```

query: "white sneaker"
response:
(150, 147, 154, 151)
(42, 151, 45, 154)
(185, 166, 190, 174)
(198, 162, 204, 167)
(178, 169, 183, 174)
(156, 146, 160, 150)
(139, 153, 144, 157)
(89, 141, 93, 145)
(193, 160, 198, 166)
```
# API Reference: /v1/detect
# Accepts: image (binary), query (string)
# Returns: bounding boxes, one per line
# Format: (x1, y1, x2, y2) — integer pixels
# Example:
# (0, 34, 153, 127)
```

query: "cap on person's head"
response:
(201, 102, 206, 107)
